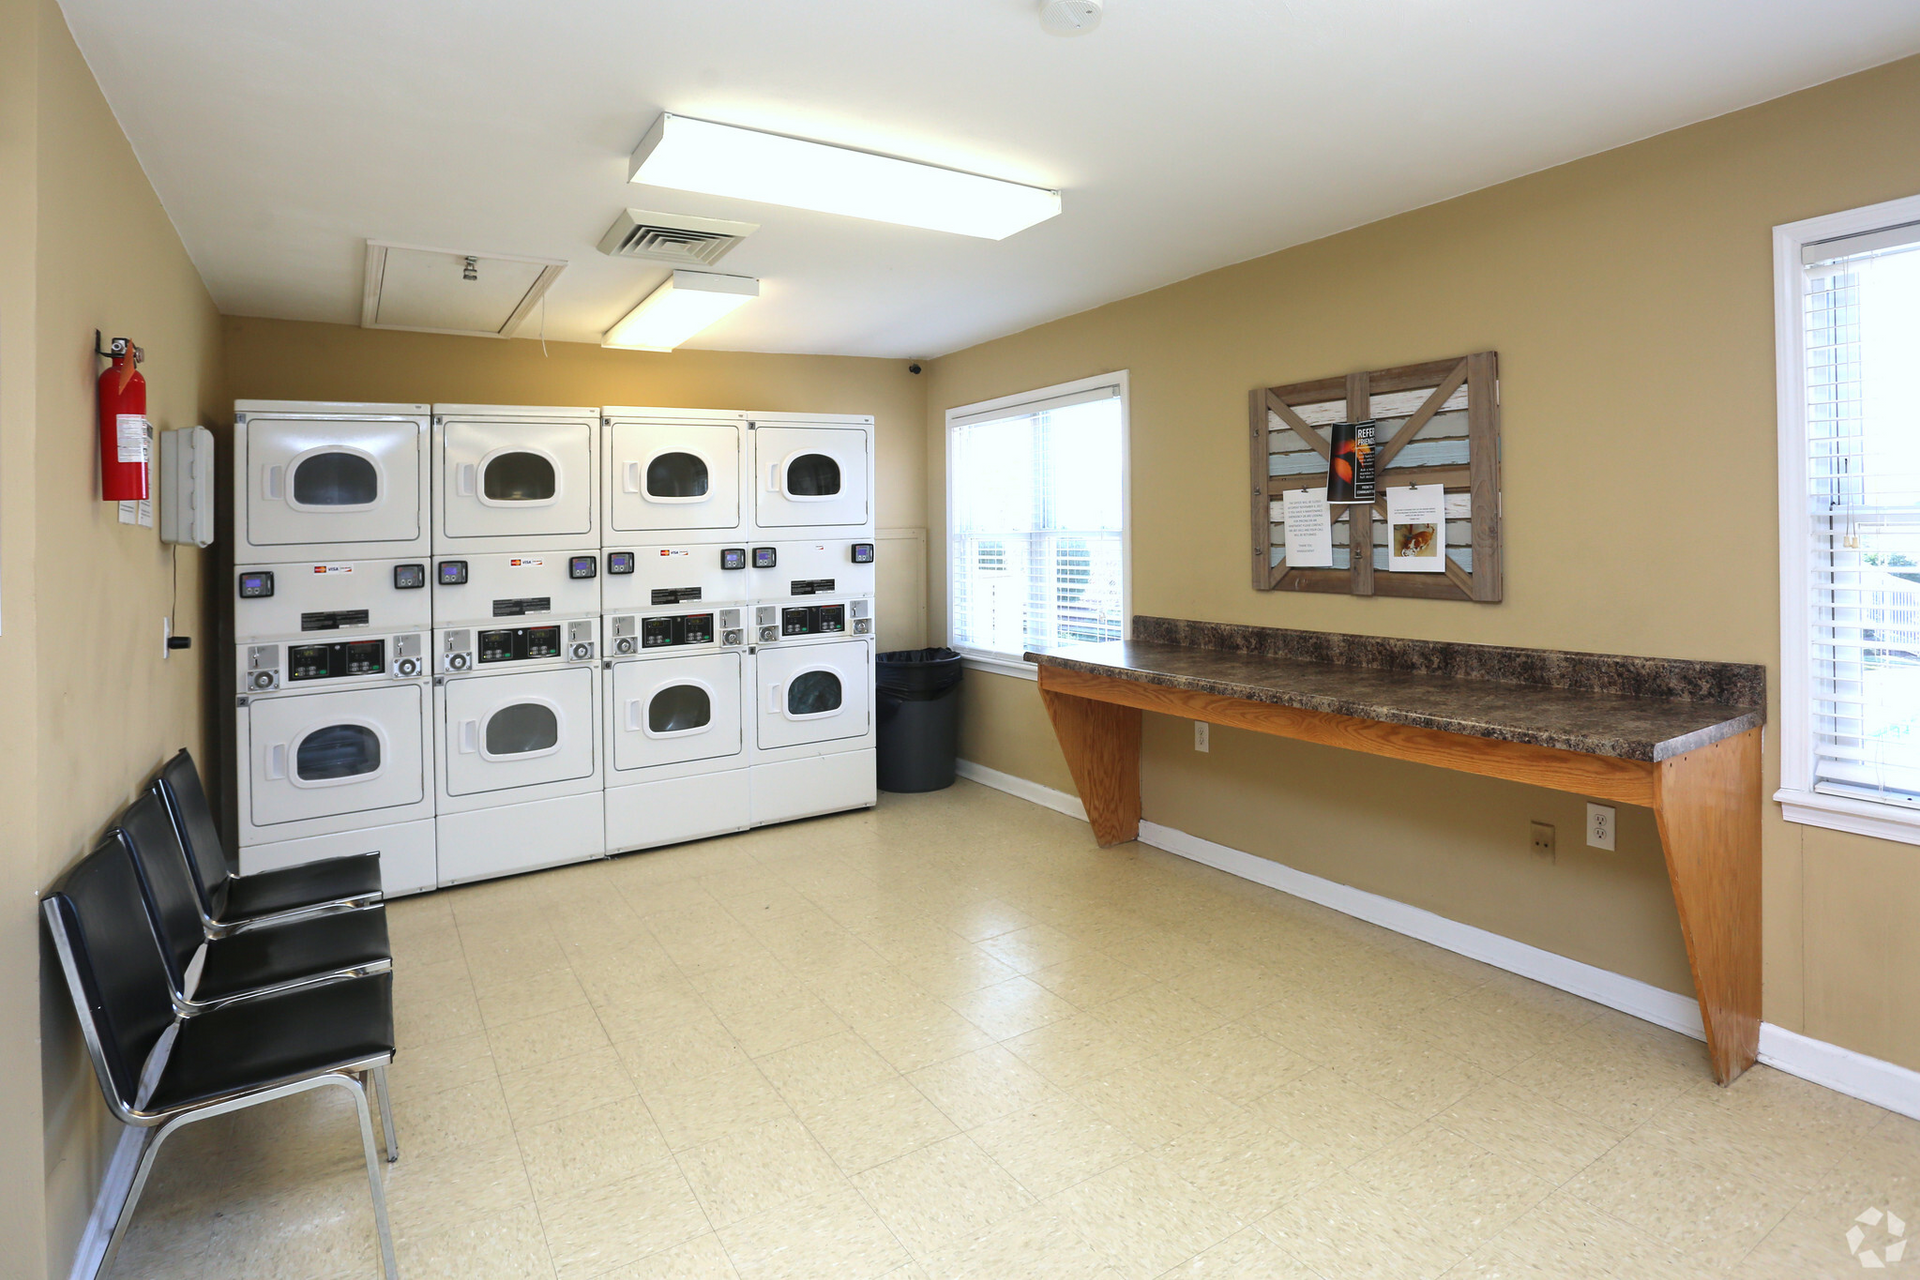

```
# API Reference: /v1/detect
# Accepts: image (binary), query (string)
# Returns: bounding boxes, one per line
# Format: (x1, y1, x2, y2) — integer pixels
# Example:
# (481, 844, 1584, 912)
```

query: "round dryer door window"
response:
(487, 702, 560, 755)
(785, 454, 841, 498)
(295, 723, 383, 781)
(649, 684, 712, 734)
(291, 451, 380, 508)
(483, 452, 558, 502)
(648, 452, 710, 499)
(787, 670, 843, 716)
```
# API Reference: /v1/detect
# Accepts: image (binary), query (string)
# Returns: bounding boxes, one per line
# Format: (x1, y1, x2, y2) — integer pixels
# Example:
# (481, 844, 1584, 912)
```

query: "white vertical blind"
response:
(1801, 226, 1920, 805)
(949, 386, 1124, 661)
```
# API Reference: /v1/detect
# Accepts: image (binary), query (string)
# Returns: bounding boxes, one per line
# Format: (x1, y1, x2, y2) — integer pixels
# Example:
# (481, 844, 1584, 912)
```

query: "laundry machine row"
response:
(227, 400, 878, 897)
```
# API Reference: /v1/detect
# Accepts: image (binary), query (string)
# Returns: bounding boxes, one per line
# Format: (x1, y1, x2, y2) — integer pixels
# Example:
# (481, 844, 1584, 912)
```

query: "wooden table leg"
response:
(1653, 727, 1762, 1084)
(1039, 687, 1141, 847)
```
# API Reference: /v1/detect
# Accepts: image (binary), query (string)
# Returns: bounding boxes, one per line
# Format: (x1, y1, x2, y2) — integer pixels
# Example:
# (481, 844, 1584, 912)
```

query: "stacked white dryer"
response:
(600, 408, 755, 853)
(742, 412, 879, 826)
(430, 405, 604, 885)
(229, 401, 439, 894)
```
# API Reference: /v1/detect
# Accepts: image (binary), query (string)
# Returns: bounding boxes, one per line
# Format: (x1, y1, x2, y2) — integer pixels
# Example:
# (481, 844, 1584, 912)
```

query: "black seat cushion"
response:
(194, 905, 392, 1005)
(224, 853, 384, 921)
(150, 973, 395, 1112)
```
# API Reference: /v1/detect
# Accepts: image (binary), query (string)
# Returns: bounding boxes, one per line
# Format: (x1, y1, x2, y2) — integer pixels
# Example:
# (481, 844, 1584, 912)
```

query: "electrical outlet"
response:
(1194, 721, 1210, 752)
(1586, 803, 1616, 851)
(1529, 821, 1555, 861)
(162, 616, 171, 661)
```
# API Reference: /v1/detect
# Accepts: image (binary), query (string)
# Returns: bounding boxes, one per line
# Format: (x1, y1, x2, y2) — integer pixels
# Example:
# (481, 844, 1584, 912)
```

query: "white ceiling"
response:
(61, 0, 1920, 359)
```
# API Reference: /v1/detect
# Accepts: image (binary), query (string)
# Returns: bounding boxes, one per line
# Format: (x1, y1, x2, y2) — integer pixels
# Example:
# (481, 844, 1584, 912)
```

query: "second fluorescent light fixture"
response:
(629, 113, 1061, 241)
(603, 270, 759, 351)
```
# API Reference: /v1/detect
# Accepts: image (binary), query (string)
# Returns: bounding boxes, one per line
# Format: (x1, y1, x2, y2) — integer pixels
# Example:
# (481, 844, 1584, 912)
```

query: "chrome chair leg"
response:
(338, 1075, 399, 1279)
(371, 1064, 399, 1162)
(98, 1124, 167, 1279)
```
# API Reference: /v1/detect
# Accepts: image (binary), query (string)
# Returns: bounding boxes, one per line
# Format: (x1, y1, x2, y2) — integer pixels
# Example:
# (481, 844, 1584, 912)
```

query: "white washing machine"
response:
(433, 404, 598, 554)
(604, 605, 752, 854)
(233, 629, 437, 894)
(748, 413, 874, 538)
(603, 407, 748, 546)
(232, 557, 431, 643)
(748, 596, 877, 826)
(233, 401, 430, 562)
(430, 548, 602, 630)
(433, 615, 604, 886)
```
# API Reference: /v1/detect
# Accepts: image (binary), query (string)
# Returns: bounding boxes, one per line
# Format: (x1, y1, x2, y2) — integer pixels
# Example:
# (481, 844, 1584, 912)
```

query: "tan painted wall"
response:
(22, 1, 225, 1273)
(222, 318, 932, 646)
(927, 54, 1920, 1072)
(1, 0, 51, 1271)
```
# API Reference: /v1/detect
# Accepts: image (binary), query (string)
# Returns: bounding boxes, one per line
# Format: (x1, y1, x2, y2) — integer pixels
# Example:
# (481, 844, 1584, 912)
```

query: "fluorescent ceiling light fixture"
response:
(602, 269, 759, 351)
(629, 113, 1061, 241)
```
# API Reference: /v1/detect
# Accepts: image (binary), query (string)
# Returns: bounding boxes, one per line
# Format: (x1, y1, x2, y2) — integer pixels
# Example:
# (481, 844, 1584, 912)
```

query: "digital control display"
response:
(237, 571, 275, 599)
(721, 547, 747, 571)
(393, 563, 426, 589)
(288, 639, 385, 681)
(607, 552, 635, 575)
(570, 555, 598, 579)
(438, 561, 468, 586)
(781, 605, 846, 637)
(478, 626, 562, 664)
(752, 547, 777, 569)
(852, 543, 876, 564)
(642, 613, 715, 648)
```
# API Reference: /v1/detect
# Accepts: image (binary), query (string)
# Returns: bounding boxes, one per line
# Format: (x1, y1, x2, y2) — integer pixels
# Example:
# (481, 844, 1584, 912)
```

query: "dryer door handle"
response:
(266, 743, 287, 780)
(767, 681, 782, 713)
(459, 719, 478, 753)
(624, 461, 641, 494)
(263, 465, 284, 501)
(625, 699, 641, 732)
(455, 463, 476, 497)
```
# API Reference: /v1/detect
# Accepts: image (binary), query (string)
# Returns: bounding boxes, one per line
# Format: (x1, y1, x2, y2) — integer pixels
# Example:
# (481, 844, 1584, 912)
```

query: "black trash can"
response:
(876, 648, 964, 793)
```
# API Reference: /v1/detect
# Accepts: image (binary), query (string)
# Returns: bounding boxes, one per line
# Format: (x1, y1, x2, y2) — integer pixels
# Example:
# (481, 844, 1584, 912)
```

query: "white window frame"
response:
(944, 371, 1131, 679)
(1774, 190, 1920, 845)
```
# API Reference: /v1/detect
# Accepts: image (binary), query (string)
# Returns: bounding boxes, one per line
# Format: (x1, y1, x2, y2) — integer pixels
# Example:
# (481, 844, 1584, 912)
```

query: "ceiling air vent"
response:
(597, 210, 758, 267)
(361, 241, 566, 339)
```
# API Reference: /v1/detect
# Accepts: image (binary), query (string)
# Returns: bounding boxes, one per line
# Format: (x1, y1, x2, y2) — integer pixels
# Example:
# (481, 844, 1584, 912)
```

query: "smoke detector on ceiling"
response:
(1040, 0, 1101, 36)
(597, 210, 758, 267)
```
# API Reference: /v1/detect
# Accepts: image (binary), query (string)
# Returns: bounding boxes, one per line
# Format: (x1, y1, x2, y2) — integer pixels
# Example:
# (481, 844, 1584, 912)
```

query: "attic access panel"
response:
(361, 241, 566, 339)
(1249, 352, 1502, 602)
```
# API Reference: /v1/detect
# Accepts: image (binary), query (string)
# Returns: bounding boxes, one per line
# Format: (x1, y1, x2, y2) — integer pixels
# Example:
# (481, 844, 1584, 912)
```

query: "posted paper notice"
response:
(1386, 484, 1445, 572)
(1282, 488, 1334, 567)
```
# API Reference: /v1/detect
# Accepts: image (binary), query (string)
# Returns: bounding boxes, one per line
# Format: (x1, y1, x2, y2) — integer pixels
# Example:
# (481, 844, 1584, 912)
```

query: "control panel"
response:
(607, 608, 746, 656)
(239, 631, 426, 692)
(438, 617, 597, 673)
(754, 599, 872, 644)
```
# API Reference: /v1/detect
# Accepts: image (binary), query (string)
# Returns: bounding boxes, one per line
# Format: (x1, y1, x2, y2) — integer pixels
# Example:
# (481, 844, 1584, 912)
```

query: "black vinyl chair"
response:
(43, 833, 398, 1279)
(155, 749, 382, 935)
(116, 791, 393, 1014)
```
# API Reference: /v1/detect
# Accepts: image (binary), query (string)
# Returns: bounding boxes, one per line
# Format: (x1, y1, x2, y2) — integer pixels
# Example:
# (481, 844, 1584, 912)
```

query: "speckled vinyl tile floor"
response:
(104, 780, 1919, 1279)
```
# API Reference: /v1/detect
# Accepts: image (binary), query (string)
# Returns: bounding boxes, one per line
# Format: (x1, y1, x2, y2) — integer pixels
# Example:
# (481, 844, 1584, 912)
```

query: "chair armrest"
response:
(212, 892, 383, 937)
(176, 957, 394, 1016)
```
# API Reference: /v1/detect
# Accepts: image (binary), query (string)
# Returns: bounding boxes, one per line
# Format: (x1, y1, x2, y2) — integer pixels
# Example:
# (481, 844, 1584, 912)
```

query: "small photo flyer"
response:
(1281, 488, 1333, 566)
(1386, 483, 1446, 572)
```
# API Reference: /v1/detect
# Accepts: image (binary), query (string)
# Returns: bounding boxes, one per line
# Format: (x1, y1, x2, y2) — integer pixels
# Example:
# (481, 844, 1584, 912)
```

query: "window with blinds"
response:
(1797, 218, 1920, 810)
(947, 378, 1126, 666)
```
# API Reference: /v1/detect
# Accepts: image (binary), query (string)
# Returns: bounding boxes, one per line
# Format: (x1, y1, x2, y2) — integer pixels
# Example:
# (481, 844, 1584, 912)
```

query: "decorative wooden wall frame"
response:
(1249, 352, 1503, 602)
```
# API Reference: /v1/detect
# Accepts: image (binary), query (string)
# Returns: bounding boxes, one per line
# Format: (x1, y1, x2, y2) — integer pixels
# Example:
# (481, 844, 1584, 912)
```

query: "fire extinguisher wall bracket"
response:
(96, 331, 149, 503)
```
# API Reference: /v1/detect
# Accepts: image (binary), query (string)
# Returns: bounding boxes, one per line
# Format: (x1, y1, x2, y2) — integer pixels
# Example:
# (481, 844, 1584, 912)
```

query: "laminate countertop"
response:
(1024, 617, 1765, 763)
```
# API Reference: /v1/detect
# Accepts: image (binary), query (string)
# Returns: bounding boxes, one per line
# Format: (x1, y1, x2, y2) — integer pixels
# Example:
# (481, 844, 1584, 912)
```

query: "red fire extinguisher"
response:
(97, 334, 149, 502)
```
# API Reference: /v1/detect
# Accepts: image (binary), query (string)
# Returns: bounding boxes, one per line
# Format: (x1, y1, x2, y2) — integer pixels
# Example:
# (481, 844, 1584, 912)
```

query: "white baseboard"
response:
(955, 761, 1920, 1121)
(954, 759, 1087, 822)
(69, 1126, 144, 1280)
